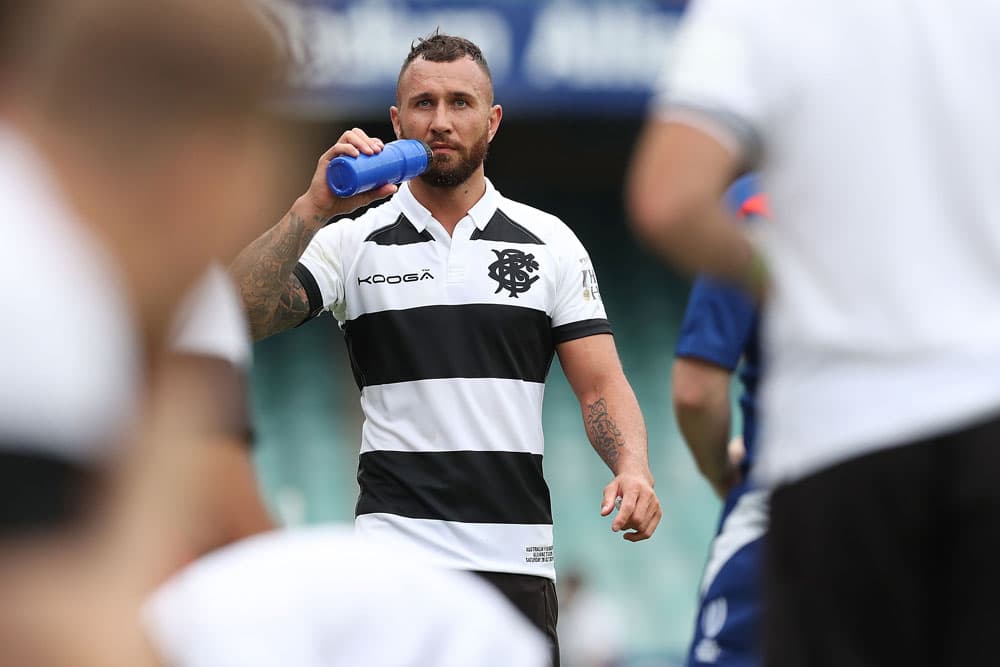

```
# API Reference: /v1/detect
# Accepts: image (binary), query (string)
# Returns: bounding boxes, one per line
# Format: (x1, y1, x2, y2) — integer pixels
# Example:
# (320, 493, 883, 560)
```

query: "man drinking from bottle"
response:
(230, 31, 661, 666)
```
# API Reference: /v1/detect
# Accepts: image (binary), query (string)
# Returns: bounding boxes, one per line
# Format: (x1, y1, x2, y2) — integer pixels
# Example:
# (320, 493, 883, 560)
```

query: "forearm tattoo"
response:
(232, 209, 324, 339)
(585, 397, 625, 469)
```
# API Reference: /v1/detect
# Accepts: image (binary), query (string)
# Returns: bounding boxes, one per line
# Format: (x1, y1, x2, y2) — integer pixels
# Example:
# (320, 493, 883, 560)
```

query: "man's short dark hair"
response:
(398, 31, 493, 92)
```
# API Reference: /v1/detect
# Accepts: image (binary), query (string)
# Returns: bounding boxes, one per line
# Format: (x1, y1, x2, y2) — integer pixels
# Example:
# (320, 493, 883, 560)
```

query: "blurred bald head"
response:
(23, 0, 286, 155)
(6, 0, 300, 353)
(0, 0, 43, 83)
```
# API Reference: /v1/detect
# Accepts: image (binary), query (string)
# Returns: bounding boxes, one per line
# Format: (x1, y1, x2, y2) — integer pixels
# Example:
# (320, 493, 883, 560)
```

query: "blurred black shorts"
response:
(764, 411, 1000, 667)
(474, 570, 560, 667)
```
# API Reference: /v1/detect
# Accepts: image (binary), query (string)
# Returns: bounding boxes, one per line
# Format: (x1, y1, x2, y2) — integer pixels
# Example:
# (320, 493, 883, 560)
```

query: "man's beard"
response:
(416, 131, 489, 188)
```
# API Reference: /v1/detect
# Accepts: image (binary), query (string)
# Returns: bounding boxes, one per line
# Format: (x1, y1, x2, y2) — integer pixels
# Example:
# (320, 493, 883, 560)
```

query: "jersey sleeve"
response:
(649, 0, 773, 164)
(675, 276, 757, 371)
(550, 226, 613, 344)
(296, 222, 349, 322)
(169, 264, 252, 368)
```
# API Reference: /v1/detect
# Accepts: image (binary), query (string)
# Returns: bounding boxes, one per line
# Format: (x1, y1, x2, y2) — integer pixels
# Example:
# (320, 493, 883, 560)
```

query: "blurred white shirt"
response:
(659, 0, 1000, 483)
(144, 526, 550, 667)
(169, 264, 252, 369)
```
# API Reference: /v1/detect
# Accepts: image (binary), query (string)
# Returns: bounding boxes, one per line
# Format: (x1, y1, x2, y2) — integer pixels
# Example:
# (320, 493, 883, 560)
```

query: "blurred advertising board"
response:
(271, 0, 686, 118)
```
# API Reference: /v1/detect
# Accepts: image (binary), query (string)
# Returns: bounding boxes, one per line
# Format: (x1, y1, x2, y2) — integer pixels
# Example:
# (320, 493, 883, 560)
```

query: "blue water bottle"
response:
(326, 139, 433, 197)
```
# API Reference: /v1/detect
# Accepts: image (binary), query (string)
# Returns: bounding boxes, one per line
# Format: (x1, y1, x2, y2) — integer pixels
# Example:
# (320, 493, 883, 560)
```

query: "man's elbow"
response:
(672, 377, 714, 416)
(671, 363, 727, 416)
(625, 122, 705, 246)
(626, 176, 697, 250)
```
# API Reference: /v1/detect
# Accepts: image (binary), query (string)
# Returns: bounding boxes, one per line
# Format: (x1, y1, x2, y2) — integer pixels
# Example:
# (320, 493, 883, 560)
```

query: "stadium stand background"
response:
(251, 1, 723, 662)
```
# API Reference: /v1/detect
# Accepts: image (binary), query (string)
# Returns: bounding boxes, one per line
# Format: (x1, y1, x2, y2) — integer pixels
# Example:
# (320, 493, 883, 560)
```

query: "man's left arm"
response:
(557, 334, 662, 542)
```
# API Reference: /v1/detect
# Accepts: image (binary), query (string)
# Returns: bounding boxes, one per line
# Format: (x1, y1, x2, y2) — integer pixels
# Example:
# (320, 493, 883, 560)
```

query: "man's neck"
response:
(407, 169, 487, 235)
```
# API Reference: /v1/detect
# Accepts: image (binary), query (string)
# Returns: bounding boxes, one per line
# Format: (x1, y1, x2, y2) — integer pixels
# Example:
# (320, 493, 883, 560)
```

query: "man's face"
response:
(391, 56, 501, 188)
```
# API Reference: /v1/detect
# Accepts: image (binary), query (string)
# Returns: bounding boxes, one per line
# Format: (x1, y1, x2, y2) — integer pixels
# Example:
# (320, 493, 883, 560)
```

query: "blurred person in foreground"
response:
(0, 0, 288, 663)
(627, 1, 1000, 664)
(0, 4, 551, 666)
(672, 176, 768, 667)
(3, 0, 287, 358)
(232, 31, 661, 664)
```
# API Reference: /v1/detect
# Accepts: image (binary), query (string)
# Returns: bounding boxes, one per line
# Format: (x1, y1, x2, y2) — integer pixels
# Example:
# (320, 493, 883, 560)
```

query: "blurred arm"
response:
(557, 334, 662, 541)
(147, 354, 276, 555)
(672, 356, 739, 498)
(99, 353, 276, 591)
(626, 122, 760, 291)
(191, 433, 276, 552)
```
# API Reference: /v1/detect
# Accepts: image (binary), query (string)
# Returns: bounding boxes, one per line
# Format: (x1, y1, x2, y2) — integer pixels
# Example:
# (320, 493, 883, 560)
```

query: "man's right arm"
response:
(230, 128, 397, 341)
(230, 200, 328, 340)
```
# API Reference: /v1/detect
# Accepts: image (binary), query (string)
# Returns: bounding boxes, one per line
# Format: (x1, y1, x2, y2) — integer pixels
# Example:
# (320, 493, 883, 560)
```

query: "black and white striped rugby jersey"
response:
(295, 179, 611, 579)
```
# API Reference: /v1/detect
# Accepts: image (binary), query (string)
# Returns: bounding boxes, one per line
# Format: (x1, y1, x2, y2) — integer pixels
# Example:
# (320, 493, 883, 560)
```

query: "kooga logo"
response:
(358, 269, 434, 286)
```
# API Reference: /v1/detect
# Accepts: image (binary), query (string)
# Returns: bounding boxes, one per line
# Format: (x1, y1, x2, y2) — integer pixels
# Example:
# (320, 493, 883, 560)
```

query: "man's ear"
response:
(487, 104, 502, 143)
(390, 106, 403, 140)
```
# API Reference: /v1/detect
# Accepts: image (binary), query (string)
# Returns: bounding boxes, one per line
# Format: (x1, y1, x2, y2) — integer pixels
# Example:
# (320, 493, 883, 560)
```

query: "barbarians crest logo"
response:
(487, 248, 539, 298)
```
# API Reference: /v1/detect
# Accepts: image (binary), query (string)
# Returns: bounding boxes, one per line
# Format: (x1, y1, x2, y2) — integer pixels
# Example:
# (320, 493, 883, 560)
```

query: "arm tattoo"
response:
(232, 209, 325, 340)
(268, 277, 312, 334)
(585, 397, 625, 469)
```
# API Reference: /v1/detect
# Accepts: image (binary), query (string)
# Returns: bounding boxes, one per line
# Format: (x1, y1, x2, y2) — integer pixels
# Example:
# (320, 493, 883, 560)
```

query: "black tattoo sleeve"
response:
(231, 209, 326, 340)
(585, 397, 625, 470)
(268, 276, 313, 333)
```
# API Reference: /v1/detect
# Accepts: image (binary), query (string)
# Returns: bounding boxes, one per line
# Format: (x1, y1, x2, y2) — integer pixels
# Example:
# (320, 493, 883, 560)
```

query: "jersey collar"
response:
(466, 179, 500, 231)
(394, 178, 500, 232)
